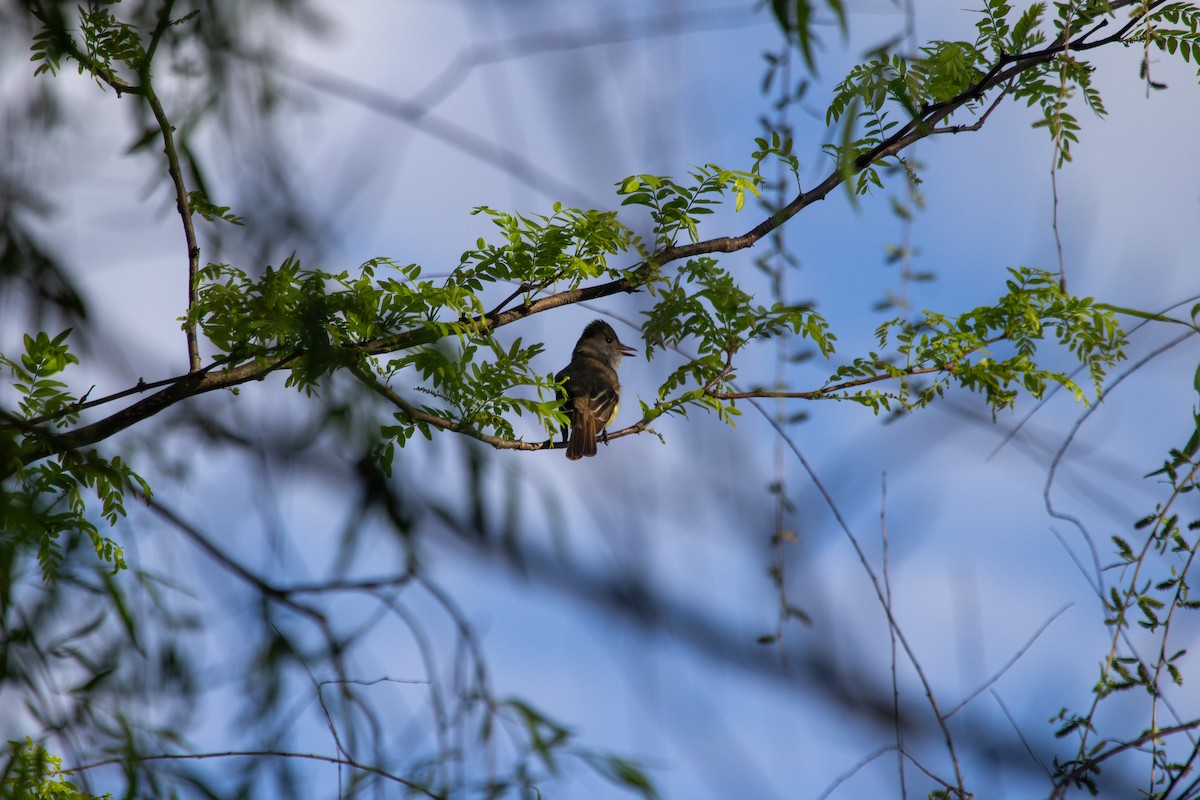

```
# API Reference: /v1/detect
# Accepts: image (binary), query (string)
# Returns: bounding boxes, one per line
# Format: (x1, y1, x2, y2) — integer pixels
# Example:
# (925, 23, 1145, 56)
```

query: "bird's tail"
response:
(567, 414, 597, 460)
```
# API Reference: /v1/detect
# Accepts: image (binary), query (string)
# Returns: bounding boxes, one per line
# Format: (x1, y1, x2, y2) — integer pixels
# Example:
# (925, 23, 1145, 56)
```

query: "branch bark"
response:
(140, 0, 203, 373)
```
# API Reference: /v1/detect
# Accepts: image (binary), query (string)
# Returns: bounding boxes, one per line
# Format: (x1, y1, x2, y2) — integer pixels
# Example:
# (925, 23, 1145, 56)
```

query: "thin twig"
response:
(881, 472, 908, 799)
(990, 690, 1053, 780)
(752, 402, 968, 794)
(945, 603, 1072, 718)
(709, 337, 1007, 400)
(929, 80, 1013, 134)
(317, 676, 430, 687)
(66, 750, 445, 799)
(1044, 326, 1200, 796)
(347, 362, 556, 452)
(813, 744, 897, 800)
(139, 0, 201, 372)
(1044, 330, 1196, 592)
(143, 495, 329, 625)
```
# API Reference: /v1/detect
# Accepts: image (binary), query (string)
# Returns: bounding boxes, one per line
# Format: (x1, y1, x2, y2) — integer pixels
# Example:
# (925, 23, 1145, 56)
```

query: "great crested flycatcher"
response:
(555, 319, 636, 460)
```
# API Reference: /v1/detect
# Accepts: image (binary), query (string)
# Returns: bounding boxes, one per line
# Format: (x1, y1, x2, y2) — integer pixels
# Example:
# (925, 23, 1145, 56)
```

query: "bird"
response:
(555, 319, 636, 460)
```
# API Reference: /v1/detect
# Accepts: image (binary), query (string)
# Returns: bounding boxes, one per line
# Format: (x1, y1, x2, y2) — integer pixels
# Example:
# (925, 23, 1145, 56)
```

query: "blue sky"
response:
(5, 1, 1200, 798)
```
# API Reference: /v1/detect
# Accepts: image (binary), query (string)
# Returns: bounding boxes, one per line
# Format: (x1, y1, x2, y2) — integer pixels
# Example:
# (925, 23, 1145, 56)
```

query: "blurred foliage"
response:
(1, 331, 148, 581)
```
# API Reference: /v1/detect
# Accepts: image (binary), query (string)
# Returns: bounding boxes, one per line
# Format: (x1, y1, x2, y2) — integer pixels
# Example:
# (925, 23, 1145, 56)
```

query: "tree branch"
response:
(139, 0, 202, 373)
(1052, 718, 1200, 795)
(347, 363, 558, 453)
(67, 750, 445, 799)
(4, 2, 1152, 469)
(144, 495, 330, 626)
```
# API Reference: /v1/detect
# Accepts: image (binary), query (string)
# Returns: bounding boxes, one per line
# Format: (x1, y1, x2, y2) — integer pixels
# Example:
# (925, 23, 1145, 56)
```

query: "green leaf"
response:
(1095, 303, 1190, 327)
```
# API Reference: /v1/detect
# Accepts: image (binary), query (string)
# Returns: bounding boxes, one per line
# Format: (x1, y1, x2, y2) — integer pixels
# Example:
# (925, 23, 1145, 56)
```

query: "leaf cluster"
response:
(1050, 379, 1200, 795)
(767, 0, 849, 71)
(823, 44, 987, 194)
(460, 203, 637, 293)
(618, 165, 762, 247)
(187, 190, 244, 226)
(1019, 54, 1105, 165)
(826, 267, 1125, 415)
(642, 256, 833, 423)
(2, 332, 148, 582)
(820, 0, 1195, 188)
(193, 245, 590, 448)
(29, 1, 206, 87)
(193, 256, 478, 390)
(2, 331, 81, 428)
(76, 3, 145, 80)
(977, 0, 1049, 54)
(381, 334, 562, 446)
(480, 698, 657, 799)
(1131, 1, 1200, 80)
(2, 738, 110, 800)
(31, 3, 144, 83)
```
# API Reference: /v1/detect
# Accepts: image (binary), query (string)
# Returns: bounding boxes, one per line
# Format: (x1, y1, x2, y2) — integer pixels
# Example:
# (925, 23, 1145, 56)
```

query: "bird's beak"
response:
(619, 343, 637, 357)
